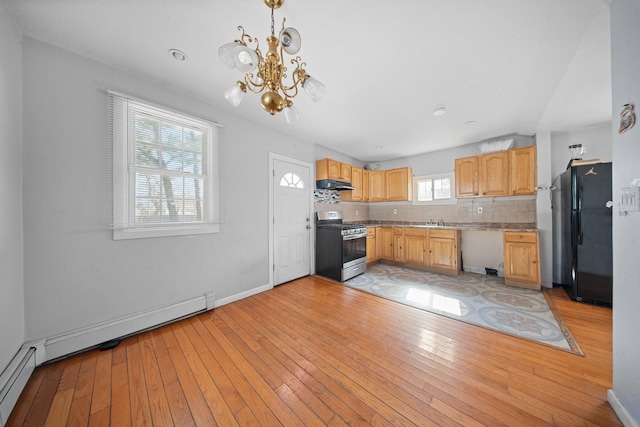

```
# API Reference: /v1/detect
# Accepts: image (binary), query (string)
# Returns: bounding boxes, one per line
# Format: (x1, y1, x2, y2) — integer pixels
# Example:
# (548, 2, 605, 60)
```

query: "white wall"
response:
(0, 4, 25, 374)
(21, 37, 317, 344)
(610, 0, 640, 424)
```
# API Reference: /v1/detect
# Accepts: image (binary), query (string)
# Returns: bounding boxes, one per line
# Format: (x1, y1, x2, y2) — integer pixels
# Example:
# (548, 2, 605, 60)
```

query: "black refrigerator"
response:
(559, 162, 612, 304)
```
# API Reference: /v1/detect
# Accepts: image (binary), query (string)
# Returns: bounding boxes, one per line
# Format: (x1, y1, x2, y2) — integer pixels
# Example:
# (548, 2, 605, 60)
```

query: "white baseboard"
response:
(608, 389, 640, 427)
(41, 291, 215, 362)
(0, 347, 36, 427)
(215, 284, 272, 308)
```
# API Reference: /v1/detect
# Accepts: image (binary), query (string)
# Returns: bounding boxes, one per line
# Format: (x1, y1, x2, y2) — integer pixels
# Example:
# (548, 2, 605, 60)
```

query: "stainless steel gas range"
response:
(315, 211, 367, 281)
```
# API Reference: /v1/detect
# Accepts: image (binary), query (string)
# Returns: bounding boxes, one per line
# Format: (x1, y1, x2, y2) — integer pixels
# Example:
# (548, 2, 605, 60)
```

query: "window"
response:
(279, 172, 305, 189)
(109, 91, 220, 239)
(413, 172, 455, 205)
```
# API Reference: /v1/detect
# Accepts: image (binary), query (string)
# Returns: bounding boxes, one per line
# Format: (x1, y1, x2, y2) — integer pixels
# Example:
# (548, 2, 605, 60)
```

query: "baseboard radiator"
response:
(0, 347, 36, 426)
(43, 291, 216, 362)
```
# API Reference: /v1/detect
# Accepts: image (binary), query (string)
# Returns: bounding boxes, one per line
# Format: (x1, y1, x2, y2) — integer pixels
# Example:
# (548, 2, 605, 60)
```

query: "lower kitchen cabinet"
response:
(503, 231, 541, 290)
(370, 227, 460, 276)
(404, 228, 428, 266)
(393, 227, 405, 262)
(427, 229, 460, 276)
(366, 227, 377, 264)
(378, 227, 394, 261)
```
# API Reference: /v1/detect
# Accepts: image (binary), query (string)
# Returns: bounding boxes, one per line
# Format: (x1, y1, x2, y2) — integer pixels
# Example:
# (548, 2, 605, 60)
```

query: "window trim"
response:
(412, 172, 457, 205)
(109, 91, 221, 240)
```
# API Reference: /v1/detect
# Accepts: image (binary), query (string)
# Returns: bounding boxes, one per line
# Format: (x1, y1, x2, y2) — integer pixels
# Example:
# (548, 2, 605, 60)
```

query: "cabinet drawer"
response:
(429, 229, 456, 239)
(404, 228, 426, 237)
(504, 231, 537, 243)
(367, 228, 376, 237)
(394, 227, 405, 235)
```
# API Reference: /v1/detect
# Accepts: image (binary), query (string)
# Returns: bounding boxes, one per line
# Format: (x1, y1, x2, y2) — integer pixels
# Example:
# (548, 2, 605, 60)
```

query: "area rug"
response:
(344, 264, 583, 355)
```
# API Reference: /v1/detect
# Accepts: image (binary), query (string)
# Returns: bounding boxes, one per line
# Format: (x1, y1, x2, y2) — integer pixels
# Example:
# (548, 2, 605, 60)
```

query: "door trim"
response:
(268, 153, 315, 287)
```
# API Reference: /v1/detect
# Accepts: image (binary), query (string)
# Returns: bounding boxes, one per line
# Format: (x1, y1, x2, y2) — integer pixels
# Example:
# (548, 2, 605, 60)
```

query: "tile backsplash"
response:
(315, 196, 536, 225)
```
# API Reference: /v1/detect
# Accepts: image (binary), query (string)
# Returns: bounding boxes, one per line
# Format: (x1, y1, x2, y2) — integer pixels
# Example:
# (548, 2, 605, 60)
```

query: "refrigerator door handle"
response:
(577, 211, 583, 245)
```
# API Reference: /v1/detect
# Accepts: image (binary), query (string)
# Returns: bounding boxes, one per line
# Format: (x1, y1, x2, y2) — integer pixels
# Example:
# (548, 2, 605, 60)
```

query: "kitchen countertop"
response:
(350, 221, 538, 232)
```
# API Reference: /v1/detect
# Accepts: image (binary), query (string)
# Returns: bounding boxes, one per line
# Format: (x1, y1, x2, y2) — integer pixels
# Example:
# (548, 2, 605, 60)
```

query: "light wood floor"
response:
(8, 275, 620, 426)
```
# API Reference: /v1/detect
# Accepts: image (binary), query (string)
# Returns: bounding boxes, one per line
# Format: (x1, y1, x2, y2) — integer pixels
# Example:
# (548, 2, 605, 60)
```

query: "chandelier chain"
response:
(270, 1, 275, 36)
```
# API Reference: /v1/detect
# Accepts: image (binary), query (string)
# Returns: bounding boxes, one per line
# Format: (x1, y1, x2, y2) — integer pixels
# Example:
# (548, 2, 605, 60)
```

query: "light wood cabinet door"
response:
(362, 170, 369, 201)
(386, 167, 413, 201)
(366, 228, 376, 264)
(404, 229, 427, 266)
(378, 227, 394, 260)
(510, 146, 537, 195)
(368, 170, 386, 202)
(341, 166, 363, 201)
(455, 156, 479, 198)
(393, 228, 405, 262)
(340, 163, 352, 182)
(480, 151, 510, 197)
(316, 158, 341, 180)
(504, 231, 541, 290)
(429, 237, 457, 271)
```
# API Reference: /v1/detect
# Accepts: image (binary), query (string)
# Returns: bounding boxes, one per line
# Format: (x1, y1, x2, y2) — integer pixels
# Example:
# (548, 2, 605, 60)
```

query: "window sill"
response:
(113, 223, 220, 240)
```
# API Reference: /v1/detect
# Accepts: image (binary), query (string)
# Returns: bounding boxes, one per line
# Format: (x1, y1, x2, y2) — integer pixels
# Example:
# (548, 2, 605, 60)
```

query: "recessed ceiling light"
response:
(376, 145, 383, 149)
(433, 106, 446, 116)
(169, 49, 188, 62)
(464, 120, 476, 126)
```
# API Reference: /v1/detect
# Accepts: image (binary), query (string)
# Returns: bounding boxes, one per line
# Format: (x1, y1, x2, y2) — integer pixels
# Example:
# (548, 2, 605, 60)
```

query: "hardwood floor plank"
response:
(138, 333, 175, 427)
(182, 317, 260, 423)
(212, 308, 339, 426)
(7, 275, 621, 426)
(90, 349, 112, 417)
(169, 321, 239, 426)
(125, 336, 153, 426)
(21, 360, 67, 427)
(5, 361, 47, 426)
(200, 314, 305, 426)
(159, 327, 215, 427)
(66, 393, 92, 427)
(150, 329, 196, 427)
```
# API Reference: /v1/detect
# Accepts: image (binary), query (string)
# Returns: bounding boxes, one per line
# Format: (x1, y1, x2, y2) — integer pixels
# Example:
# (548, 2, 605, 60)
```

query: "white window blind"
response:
(109, 91, 220, 239)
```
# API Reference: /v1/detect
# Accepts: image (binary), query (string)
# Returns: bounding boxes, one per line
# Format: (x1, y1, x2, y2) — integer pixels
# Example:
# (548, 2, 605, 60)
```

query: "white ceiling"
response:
(5, 0, 612, 162)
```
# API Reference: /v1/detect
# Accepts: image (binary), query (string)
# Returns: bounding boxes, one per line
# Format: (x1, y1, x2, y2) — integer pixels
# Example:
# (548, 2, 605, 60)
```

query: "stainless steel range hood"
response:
(316, 179, 356, 191)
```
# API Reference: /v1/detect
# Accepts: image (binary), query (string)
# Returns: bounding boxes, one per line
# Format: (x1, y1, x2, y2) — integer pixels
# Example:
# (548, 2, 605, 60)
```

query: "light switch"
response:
(620, 187, 640, 212)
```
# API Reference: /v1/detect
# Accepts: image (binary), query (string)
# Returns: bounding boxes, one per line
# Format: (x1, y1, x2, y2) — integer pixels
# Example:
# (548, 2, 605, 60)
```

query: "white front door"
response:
(272, 157, 312, 285)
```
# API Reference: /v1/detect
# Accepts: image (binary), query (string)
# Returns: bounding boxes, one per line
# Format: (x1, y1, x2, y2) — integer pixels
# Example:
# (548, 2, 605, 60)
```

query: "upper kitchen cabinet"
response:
(454, 146, 537, 199)
(480, 151, 510, 197)
(316, 158, 351, 183)
(509, 146, 537, 195)
(341, 166, 364, 201)
(455, 156, 479, 198)
(340, 163, 352, 183)
(317, 159, 412, 203)
(386, 167, 413, 202)
(368, 170, 386, 202)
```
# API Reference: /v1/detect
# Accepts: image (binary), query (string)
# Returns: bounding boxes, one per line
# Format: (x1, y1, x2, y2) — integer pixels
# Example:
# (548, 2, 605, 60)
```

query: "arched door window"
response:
(280, 172, 305, 189)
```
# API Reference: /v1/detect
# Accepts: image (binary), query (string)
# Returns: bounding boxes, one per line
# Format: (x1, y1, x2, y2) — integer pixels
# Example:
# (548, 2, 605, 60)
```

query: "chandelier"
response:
(218, 0, 325, 123)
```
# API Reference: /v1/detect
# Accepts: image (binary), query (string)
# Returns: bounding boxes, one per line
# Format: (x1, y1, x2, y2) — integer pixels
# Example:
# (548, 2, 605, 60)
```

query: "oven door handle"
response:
(343, 233, 366, 240)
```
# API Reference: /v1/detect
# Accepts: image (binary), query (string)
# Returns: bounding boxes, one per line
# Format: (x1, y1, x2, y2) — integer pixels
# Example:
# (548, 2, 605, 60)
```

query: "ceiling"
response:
(4, 0, 612, 162)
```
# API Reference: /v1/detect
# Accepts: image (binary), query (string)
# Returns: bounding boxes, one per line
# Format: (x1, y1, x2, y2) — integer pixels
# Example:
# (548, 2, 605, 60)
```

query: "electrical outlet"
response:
(477, 207, 483, 214)
(355, 209, 359, 215)
(393, 209, 397, 215)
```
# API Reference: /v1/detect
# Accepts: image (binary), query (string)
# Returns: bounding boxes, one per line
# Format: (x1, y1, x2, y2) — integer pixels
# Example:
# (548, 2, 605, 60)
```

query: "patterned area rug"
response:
(344, 264, 583, 355)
